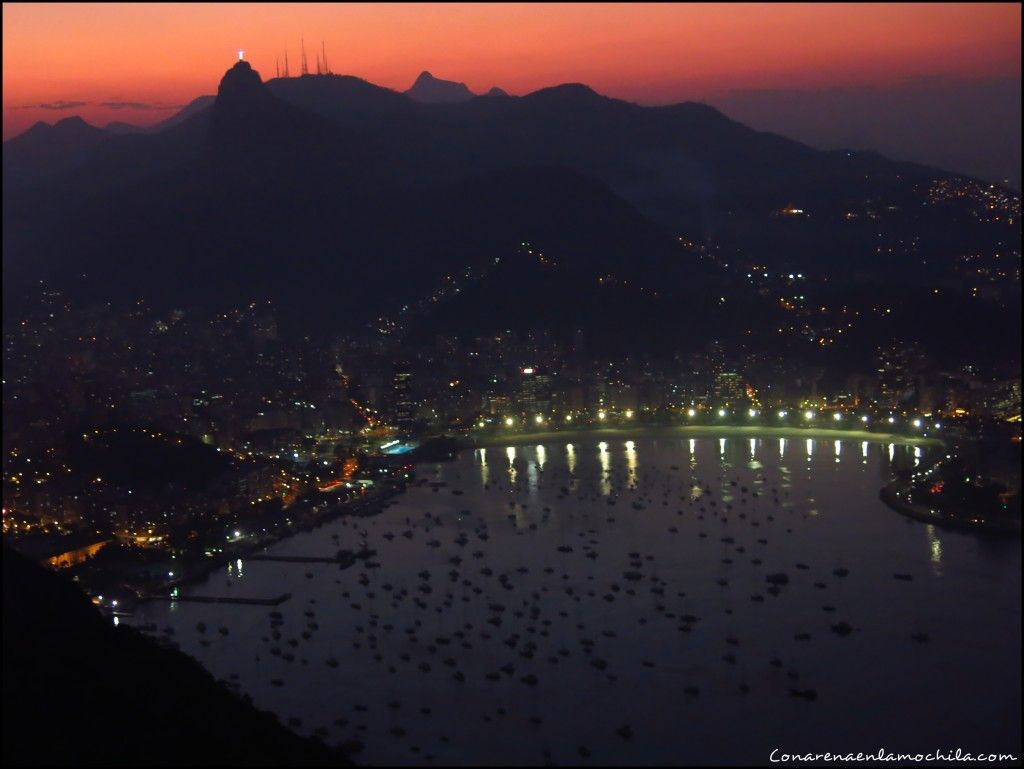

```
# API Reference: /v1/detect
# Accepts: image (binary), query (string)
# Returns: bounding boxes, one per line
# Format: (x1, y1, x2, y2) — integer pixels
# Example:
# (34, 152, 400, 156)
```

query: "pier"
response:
(151, 592, 292, 606)
(246, 554, 347, 564)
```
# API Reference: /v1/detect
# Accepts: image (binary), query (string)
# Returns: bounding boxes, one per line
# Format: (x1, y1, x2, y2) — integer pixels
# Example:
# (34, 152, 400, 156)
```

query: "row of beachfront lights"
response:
(486, 409, 940, 431)
(486, 409, 634, 429)
(684, 408, 939, 430)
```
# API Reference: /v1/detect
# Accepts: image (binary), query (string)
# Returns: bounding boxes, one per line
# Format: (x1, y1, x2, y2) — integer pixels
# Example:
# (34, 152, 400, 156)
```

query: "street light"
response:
(804, 410, 815, 420)
(778, 410, 788, 419)
(718, 409, 727, 418)
(687, 408, 696, 418)
(505, 417, 515, 427)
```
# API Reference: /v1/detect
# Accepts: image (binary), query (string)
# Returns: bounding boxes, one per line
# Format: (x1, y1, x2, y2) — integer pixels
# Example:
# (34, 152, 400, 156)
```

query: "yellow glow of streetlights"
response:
(505, 417, 515, 427)
(535, 414, 544, 425)
(625, 409, 634, 419)
(598, 410, 607, 420)
(804, 410, 815, 420)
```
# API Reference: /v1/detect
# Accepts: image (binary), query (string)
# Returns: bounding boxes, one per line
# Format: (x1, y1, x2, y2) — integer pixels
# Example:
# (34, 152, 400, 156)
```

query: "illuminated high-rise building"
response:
(392, 362, 416, 431)
(518, 366, 552, 414)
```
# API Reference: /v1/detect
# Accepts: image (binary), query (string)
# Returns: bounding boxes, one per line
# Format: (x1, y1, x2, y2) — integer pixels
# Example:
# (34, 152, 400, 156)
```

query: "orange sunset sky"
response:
(2, 2, 1021, 138)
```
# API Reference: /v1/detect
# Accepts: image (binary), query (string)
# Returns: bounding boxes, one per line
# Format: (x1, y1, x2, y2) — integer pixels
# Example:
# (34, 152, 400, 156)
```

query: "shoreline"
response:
(129, 427, 944, 607)
(140, 482, 407, 606)
(880, 478, 1021, 537)
(469, 424, 944, 450)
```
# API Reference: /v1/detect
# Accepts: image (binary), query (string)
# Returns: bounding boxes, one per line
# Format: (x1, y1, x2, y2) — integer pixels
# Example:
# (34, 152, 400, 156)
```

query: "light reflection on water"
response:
(506, 446, 517, 485)
(925, 524, 944, 577)
(477, 447, 488, 487)
(598, 441, 610, 496)
(130, 438, 1021, 766)
(625, 440, 637, 488)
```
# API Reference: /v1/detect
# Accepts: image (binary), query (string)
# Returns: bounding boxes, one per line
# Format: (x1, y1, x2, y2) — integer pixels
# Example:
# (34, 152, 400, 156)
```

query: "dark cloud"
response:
(18, 100, 89, 110)
(98, 101, 180, 111)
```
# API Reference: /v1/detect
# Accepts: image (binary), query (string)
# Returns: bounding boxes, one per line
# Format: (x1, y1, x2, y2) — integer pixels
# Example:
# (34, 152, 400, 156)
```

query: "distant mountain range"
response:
(3, 61, 1015, 360)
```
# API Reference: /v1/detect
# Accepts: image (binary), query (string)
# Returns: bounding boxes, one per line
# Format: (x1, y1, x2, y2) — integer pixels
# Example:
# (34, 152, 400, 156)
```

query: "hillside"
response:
(2, 547, 352, 766)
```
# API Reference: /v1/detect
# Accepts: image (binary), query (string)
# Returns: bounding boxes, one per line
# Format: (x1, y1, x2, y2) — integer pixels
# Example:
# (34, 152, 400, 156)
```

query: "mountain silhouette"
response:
(4, 61, 986, 355)
(406, 70, 475, 103)
(3, 115, 107, 190)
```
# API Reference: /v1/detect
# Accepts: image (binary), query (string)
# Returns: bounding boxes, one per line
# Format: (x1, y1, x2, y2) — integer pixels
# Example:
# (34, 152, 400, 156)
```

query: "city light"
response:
(0, 11, 1018, 751)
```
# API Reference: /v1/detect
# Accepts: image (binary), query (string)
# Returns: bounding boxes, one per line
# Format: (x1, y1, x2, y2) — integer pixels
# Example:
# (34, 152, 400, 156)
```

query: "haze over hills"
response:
(3, 61, 1018, 364)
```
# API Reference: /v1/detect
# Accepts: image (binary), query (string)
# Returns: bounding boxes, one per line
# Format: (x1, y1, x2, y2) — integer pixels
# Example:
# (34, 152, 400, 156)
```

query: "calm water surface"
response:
(131, 438, 1021, 765)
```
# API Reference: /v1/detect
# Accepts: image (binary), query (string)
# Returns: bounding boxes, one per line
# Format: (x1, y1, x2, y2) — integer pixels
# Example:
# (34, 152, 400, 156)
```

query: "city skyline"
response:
(2, 3, 1020, 766)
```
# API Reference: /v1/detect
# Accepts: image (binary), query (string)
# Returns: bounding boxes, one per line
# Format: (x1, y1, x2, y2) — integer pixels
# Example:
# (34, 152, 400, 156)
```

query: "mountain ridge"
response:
(4, 60, 994, 358)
